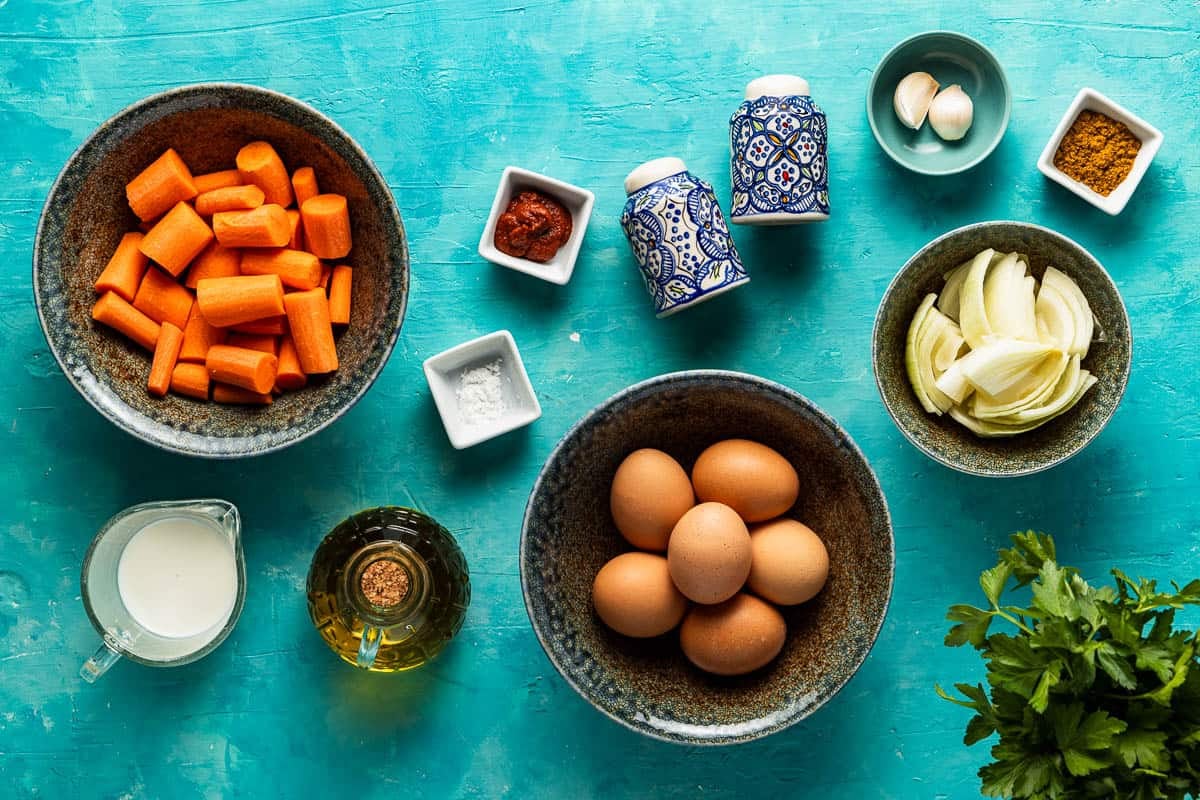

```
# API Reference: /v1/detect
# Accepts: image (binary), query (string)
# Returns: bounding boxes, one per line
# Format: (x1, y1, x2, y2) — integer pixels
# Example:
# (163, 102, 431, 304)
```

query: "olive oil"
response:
(306, 507, 470, 672)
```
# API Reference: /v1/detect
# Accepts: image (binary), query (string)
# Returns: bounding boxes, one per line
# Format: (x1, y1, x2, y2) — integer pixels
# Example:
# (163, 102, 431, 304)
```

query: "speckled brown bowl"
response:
(33, 83, 408, 457)
(873, 221, 1131, 477)
(520, 371, 894, 745)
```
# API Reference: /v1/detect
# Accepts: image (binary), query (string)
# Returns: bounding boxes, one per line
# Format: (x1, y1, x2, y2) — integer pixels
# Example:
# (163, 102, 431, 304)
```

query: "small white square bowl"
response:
(422, 330, 542, 449)
(477, 166, 595, 285)
(1037, 87, 1163, 215)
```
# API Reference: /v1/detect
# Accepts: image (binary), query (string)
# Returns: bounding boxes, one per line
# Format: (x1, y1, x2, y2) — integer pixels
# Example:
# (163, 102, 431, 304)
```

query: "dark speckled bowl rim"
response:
(519, 370, 895, 745)
(32, 82, 408, 458)
(871, 220, 1132, 477)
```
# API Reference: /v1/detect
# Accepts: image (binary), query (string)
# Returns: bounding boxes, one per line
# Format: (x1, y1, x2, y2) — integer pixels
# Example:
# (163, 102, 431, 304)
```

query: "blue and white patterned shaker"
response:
(620, 157, 749, 318)
(730, 74, 830, 224)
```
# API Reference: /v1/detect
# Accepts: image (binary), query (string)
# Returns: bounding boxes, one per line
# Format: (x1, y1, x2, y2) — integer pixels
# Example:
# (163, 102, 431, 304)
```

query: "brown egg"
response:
(680, 593, 787, 676)
(610, 448, 695, 551)
(691, 439, 800, 523)
(592, 552, 688, 638)
(748, 519, 829, 605)
(667, 502, 752, 604)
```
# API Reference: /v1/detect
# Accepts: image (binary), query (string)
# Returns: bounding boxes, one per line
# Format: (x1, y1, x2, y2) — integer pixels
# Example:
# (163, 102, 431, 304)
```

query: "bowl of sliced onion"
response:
(872, 221, 1131, 477)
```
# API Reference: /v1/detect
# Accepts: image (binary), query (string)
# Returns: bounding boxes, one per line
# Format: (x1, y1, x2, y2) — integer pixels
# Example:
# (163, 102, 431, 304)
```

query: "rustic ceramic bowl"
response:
(873, 221, 1131, 477)
(34, 83, 409, 457)
(520, 371, 894, 745)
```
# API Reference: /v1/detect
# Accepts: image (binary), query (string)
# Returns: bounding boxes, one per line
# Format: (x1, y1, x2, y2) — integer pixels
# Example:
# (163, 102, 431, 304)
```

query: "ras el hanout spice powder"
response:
(1053, 110, 1141, 196)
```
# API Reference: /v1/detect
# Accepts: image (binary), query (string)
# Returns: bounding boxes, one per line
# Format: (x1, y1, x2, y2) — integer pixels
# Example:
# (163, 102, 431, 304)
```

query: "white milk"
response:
(117, 516, 238, 640)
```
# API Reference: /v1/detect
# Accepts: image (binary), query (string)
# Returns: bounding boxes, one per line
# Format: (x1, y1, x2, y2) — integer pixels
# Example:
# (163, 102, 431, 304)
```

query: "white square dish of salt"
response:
(423, 330, 542, 449)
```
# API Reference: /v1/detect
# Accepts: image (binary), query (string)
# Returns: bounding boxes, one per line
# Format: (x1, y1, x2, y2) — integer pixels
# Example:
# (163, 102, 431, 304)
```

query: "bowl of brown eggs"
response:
(520, 370, 894, 745)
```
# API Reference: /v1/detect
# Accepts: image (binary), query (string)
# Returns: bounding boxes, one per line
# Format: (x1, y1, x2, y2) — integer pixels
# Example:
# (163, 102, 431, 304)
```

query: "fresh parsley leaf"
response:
(980, 562, 1012, 608)
(945, 604, 993, 648)
(1097, 643, 1137, 690)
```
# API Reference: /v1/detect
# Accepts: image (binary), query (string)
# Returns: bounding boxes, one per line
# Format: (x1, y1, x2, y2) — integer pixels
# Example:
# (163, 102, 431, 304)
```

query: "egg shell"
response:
(592, 552, 689, 638)
(748, 519, 829, 605)
(680, 593, 787, 676)
(667, 502, 752, 605)
(691, 439, 800, 523)
(610, 448, 695, 551)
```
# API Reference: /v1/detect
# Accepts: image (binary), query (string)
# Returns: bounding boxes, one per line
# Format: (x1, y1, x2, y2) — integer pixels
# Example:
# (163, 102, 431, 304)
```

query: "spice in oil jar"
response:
(1053, 110, 1141, 196)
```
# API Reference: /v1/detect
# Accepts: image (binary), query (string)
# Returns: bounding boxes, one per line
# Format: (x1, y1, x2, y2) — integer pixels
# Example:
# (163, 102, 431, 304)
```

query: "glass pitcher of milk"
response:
(79, 499, 246, 683)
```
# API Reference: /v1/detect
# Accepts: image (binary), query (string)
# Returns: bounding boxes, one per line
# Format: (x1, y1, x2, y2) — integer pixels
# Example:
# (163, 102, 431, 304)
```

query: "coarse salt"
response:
(457, 360, 506, 426)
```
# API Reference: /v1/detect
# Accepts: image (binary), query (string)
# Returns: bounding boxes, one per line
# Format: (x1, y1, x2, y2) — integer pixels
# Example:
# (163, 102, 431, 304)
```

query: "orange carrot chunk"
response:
(213, 383, 273, 405)
(94, 232, 149, 302)
(212, 205, 290, 248)
(125, 148, 198, 222)
(300, 194, 352, 259)
(236, 141, 293, 208)
(185, 242, 241, 289)
(193, 169, 242, 194)
(275, 334, 307, 391)
(194, 184, 265, 216)
(328, 265, 352, 325)
(286, 209, 303, 250)
(170, 362, 211, 400)
(291, 167, 319, 207)
(283, 288, 338, 373)
(230, 316, 287, 336)
(179, 304, 226, 363)
(196, 274, 285, 328)
(226, 332, 279, 355)
(240, 248, 321, 290)
(138, 201, 213, 277)
(133, 267, 194, 330)
(206, 345, 278, 394)
(147, 322, 185, 397)
(92, 291, 160, 351)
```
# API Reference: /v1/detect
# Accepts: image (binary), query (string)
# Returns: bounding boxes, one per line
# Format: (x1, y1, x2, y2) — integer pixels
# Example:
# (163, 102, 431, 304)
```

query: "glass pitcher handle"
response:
(357, 625, 383, 669)
(80, 641, 121, 683)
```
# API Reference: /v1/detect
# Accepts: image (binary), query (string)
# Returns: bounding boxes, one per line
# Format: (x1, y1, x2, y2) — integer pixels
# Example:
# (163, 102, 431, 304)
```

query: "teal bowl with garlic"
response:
(867, 31, 1011, 175)
(872, 222, 1131, 477)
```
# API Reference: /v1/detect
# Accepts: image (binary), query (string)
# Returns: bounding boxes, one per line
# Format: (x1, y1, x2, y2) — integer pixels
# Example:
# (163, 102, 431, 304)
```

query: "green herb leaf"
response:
(945, 604, 993, 648)
(1114, 729, 1170, 771)
(980, 562, 1012, 608)
(1097, 643, 1138, 690)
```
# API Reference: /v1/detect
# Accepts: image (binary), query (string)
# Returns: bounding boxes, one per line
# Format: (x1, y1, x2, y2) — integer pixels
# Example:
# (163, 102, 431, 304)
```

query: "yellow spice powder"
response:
(1052, 110, 1141, 196)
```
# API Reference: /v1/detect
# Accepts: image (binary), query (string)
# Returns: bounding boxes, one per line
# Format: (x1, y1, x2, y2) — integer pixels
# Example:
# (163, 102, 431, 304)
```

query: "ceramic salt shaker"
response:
(730, 74, 830, 224)
(620, 157, 748, 318)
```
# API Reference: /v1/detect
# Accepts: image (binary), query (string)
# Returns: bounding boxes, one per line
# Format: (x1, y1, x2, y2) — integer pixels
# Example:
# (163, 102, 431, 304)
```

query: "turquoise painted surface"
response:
(1, 1, 1198, 796)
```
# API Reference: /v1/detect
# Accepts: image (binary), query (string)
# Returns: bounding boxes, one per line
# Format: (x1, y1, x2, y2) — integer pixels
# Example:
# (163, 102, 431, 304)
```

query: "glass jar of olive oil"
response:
(306, 507, 470, 672)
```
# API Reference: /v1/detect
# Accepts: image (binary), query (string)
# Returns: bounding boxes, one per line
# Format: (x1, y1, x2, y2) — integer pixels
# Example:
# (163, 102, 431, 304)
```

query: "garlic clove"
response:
(928, 84, 974, 141)
(893, 72, 939, 130)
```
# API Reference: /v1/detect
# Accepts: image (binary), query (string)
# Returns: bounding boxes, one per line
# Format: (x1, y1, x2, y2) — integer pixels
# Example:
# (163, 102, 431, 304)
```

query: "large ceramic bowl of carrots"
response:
(33, 83, 409, 457)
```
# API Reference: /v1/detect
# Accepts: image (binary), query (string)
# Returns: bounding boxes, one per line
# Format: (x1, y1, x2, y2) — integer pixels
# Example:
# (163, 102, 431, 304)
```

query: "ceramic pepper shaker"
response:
(730, 74, 830, 224)
(620, 157, 749, 318)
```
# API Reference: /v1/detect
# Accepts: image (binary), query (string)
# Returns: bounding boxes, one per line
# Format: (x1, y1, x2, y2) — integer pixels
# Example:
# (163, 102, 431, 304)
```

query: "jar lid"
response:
(745, 74, 810, 100)
(624, 157, 687, 195)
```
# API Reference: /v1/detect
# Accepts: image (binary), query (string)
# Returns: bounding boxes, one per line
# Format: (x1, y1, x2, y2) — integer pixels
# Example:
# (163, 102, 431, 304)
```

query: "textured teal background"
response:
(2, 2, 1199, 797)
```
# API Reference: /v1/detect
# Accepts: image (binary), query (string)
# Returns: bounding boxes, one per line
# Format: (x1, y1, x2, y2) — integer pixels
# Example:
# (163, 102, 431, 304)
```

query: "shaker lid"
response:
(624, 157, 687, 195)
(745, 74, 810, 100)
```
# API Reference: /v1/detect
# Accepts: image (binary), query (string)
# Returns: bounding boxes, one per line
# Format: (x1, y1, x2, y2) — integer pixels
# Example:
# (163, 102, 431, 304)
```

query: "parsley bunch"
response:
(938, 532, 1200, 799)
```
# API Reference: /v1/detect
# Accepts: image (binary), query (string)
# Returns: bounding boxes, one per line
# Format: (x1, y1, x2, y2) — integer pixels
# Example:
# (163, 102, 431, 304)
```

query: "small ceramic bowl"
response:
(872, 221, 1132, 477)
(477, 166, 595, 285)
(33, 83, 409, 458)
(867, 31, 1010, 175)
(521, 371, 894, 745)
(1037, 88, 1163, 215)
(423, 330, 541, 449)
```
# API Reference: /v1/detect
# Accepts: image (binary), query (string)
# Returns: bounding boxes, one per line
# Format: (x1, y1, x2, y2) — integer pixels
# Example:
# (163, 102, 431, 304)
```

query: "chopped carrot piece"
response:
(185, 242, 241, 289)
(236, 141, 293, 208)
(226, 332, 279, 355)
(147, 322, 184, 397)
(92, 291, 160, 351)
(299, 194, 351, 259)
(283, 288, 338, 373)
(125, 148, 197, 222)
(170, 362, 210, 400)
(213, 383, 273, 405)
(194, 184, 265, 216)
(275, 334, 307, 391)
(193, 169, 242, 194)
(240, 248, 321, 290)
(138, 201, 213, 277)
(286, 209, 303, 250)
(133, 267, 194, 330)
(328, 265, 352, 325)
(205, 345, 278, 394)
(179, 304, 226, 363)
(291, 167, 319, 207)
(94, 232, 149, 302)
(212, 205, 290, 248)
(195, 274, 285, 328)
(230, 316, 287, 336)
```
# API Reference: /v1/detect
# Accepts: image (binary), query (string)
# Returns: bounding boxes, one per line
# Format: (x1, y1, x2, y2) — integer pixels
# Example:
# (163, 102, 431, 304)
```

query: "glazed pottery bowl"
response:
(34, 83, 408, 457)
(521, 371, 894, 745)
(867, 31, 1010, 175)
(873, 221, 1131, 477)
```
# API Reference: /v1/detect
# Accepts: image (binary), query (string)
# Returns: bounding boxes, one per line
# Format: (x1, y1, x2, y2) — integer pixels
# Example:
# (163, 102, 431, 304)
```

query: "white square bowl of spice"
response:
(1037, 87, 1163, 215)
(423, 330, 542, 449)
(477, 166, 595, 285)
